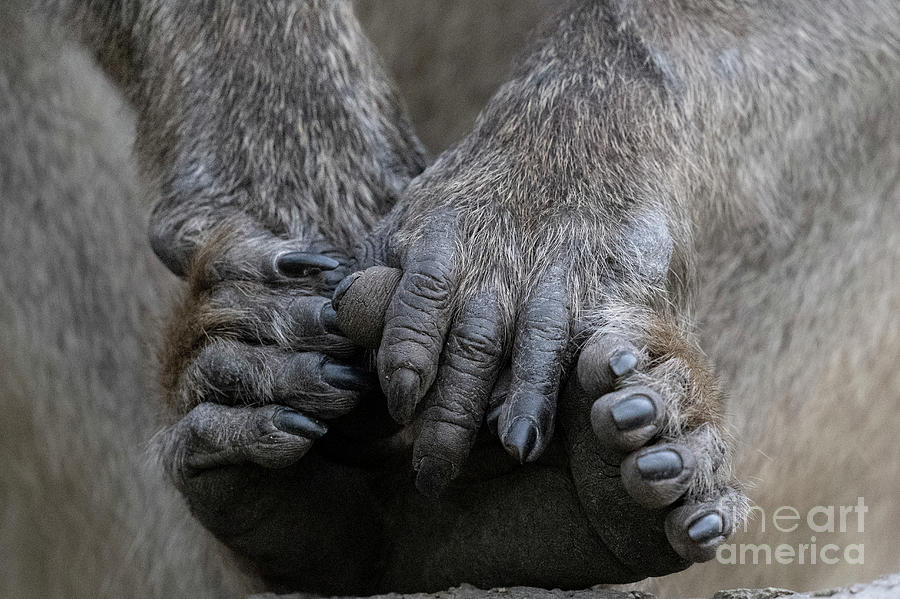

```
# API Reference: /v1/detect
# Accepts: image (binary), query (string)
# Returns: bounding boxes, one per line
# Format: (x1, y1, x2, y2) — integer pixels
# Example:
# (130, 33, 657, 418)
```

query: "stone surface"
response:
(254, 585, 651, 599)
(252, 573, 900, 599)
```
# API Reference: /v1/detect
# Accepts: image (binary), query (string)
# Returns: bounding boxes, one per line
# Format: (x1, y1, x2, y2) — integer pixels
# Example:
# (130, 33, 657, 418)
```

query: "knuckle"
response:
(521, 306, 568, 345)
(408, 261, 453, 301)
(450, 320, 503, 363)
(384, 312, 441, 349)
(530, 310, 568, 335)
(276, 352, 319, 383)
(186, 342, 260, 406)
(421, 402, 480, 433)
(195, 343, 243, 385)
(183, 403, 223, 442)
(384, 331, 437, 359)
(392, 288, 439, 321)
(290, 294, 328, 319)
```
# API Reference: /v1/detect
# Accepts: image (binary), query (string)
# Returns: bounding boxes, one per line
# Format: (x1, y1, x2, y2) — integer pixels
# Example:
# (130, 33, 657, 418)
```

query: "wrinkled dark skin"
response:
(63, 0, 706, 590)
(144, 0, 747, 591)
(46, 0, 900, 594)
(332, 1, 748, 573)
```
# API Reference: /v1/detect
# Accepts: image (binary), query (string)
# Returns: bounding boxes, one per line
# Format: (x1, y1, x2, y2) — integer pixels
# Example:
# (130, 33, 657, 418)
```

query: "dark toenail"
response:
(276, 252, 339, 276)
(503, 418, 538, 464)
(274, 409, 327, 438)
(332, 272, 362, 310)
(609, 350, 638, 377)
(415, 455, 455, 499)
(688, 512, 725, 542)
(321, 304, 341, 334)
(636, 450, 683, 480)
(322, 362, 370, 391)
(610, 395, 656, 430)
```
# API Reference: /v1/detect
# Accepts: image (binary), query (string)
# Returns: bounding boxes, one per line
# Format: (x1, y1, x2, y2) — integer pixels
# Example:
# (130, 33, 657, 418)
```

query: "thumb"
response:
(332, 265, 402, 349)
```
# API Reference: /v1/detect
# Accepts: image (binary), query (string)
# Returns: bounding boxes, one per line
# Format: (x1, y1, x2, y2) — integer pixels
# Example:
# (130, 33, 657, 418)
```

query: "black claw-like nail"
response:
(387, 368, 420, 422)
(610, 395, 656, 430)
(688, 512, 725, 543)
(322, 362, 370, 391)
(609, 350, 638, 377)
(321, 305, 342, 335)
(415, 455, 454, 499)
(274, 409, 327, 438)
(332, 272, 361, 310)
(503, 418, 538, 464)
(276, 252, 339, 277)
(636, 449, 683, 480)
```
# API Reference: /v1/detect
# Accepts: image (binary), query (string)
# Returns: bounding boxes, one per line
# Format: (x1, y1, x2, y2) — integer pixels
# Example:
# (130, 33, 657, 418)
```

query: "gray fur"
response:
(0, 2, 256, 596)
(2, 0, 899, 597)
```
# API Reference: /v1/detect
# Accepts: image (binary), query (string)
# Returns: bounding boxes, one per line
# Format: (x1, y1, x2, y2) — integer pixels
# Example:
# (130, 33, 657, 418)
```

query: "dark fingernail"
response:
(321, 305, 342, 335)
(415, 455, 455, 499)
(636, 449, 683, 480)
(609, 350, 638, 377)
(688, 512, 725, 543)
(274, 409, 327, 438)
(276, 252, 340, 276)
(322, 362, 370, 391)
(610, 395, 656, 430)
(332, 272, 362, 310)
(387, 368, 420, 422)
(503, 418, 538, 464)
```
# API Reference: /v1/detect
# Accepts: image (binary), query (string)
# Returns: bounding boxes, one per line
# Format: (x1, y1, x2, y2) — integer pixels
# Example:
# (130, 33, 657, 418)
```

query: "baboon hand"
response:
(332, 250, 571, 501)
(330, 133, 745, 576)
(332, 153, 589, 498)
(159, 226, 377, 500)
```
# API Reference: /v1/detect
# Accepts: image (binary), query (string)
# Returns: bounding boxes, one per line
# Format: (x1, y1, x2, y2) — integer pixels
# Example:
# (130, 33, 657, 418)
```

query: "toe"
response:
(577, 332, 642, 395)
(665, 501, 735, 562)
(620, 443, 697, 508)
(590, 385, 665, 457)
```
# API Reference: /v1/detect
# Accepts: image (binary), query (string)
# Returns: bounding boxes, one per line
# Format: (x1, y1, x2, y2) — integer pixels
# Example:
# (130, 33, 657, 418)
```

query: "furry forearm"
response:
(46, 0, 426, 274)
(414, 0, 899, 307)
(471, 0, 900, 229)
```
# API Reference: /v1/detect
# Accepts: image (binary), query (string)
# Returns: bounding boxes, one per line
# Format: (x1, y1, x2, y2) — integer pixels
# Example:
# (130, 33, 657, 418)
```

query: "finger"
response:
(377, 230, 457, 424)
(275, 252, 340, 276)
(577, 331, 643, 396)
(204, 285, 356, 357)
(577, 331, 650, 458)
(163, 402, 325, 484)
(332, 266, 403, 348)
(189, 226, 343, 288)
(178, 340, 370, 418)
(590, 385, 666, 459)
(499, 264, 570, 463)
(620, 442, 697, 509)
(665, 488, 743, 562)
(413, 292, 505, 497)
(620, 424, 730, 510)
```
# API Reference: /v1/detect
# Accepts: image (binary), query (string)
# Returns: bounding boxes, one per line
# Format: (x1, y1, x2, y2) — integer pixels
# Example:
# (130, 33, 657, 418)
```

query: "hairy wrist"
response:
(124, 0, 426, 272)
